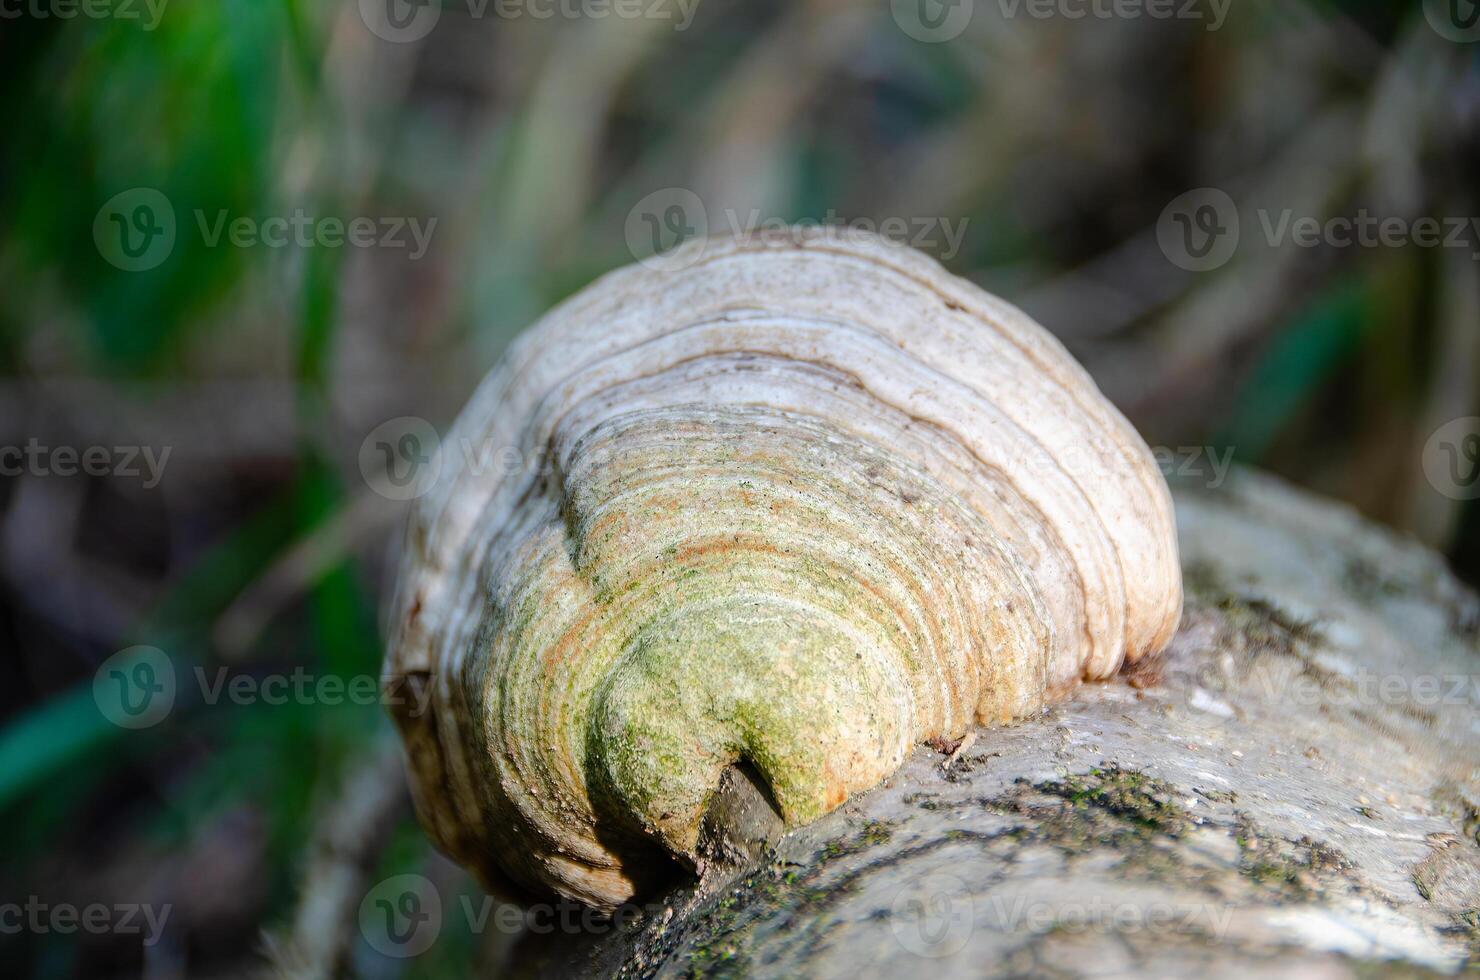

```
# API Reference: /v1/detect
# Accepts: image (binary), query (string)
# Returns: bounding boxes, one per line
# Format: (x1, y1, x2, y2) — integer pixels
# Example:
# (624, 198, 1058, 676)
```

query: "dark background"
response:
(0, 0, 1476, 975)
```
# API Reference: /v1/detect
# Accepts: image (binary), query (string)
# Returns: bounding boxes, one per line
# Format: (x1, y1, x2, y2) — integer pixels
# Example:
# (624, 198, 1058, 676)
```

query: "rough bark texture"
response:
(504, 470, 1480, 979)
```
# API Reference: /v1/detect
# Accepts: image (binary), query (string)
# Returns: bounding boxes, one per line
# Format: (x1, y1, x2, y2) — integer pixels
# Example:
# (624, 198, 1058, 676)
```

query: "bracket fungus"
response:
(384, 227, 1183, 909)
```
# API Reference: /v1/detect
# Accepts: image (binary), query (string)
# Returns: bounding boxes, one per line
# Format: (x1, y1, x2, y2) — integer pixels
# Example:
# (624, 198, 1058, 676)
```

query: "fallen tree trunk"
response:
(504, 470, 1479, 978)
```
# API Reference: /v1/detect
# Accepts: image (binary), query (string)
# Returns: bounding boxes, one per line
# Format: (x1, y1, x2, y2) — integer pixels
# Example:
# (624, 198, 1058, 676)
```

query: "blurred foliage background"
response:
(0, 0, 1476, 975)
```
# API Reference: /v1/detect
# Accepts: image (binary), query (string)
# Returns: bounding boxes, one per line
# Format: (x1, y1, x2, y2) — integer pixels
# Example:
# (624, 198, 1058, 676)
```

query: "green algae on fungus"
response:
(384, 228, 1183, 909)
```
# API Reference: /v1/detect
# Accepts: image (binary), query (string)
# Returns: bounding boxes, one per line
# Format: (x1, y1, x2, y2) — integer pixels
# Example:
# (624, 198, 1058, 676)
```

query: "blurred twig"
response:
(262, 737, 409, 980)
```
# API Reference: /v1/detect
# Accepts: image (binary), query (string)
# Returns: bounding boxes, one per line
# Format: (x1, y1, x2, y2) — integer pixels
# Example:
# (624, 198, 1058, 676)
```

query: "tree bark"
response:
(505, 470, 1480, 979)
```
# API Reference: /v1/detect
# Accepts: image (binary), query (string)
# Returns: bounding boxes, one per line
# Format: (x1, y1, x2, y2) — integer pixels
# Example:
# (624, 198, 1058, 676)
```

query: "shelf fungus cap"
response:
(384, 227, 1182, 909)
